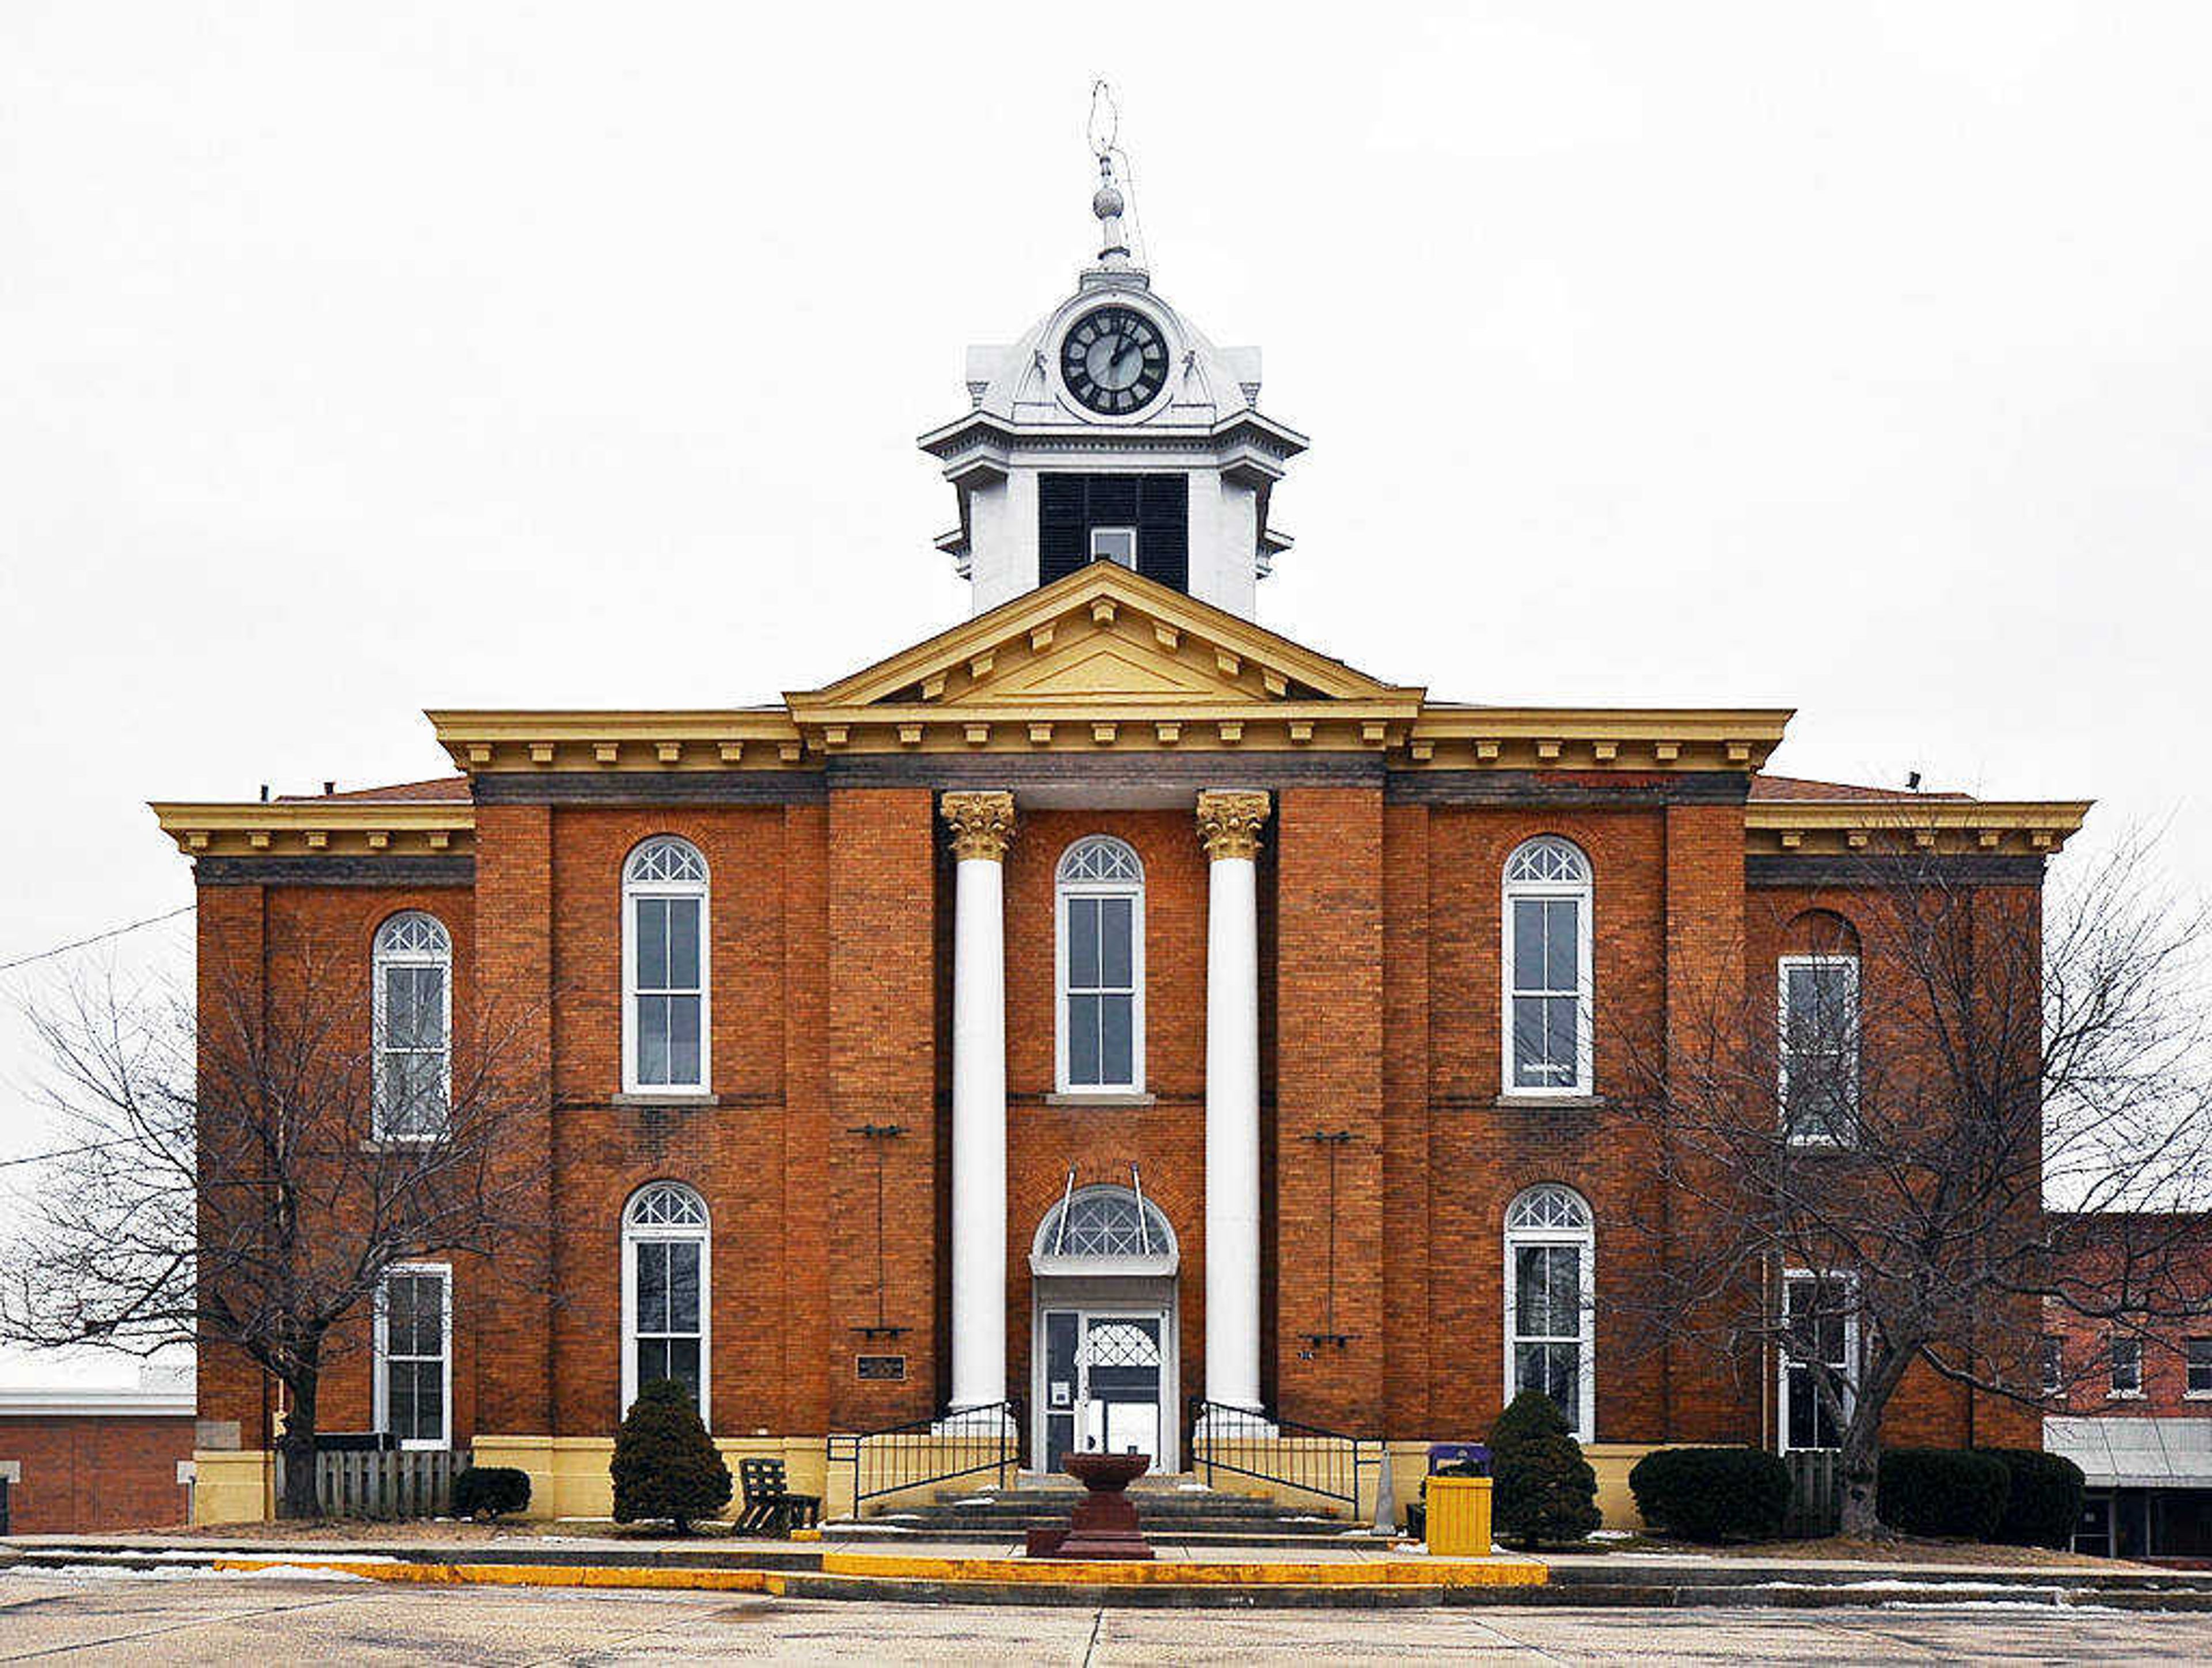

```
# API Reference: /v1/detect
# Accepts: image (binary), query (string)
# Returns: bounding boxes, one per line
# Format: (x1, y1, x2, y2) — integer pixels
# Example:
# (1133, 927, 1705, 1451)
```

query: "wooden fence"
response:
(1782, 1448, 1841, 1538)
(274, 1447, 462, 1519)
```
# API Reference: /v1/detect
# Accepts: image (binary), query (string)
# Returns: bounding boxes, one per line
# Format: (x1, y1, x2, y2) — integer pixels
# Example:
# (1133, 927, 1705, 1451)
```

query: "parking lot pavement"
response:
(8, 1569, 2212, 1663)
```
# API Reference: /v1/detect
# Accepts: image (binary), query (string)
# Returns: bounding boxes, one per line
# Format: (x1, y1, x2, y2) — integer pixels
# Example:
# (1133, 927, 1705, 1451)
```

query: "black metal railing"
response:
(1187, 1398, 1381, 1512)
(826, 1400, 1023, 1515)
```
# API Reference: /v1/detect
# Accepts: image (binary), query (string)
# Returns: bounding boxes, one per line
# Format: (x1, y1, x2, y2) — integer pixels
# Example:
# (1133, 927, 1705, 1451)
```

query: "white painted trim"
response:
(372, 1262, 453, 1451)
(620, 837, 712, 1097)
(1778, 954, 1861, 1146)
(1502, 1185, 1597, 1443)
(1778, 1268, 1860, 1453)
(371, 910, 453, 1141)
(620, 1182, 712, 1432)
(1031, 1299, 1179, 1473)
(0, 1390, 194, 1417)
(1499, 838, 1595, 1098)
(1089, 526, 1138, 567)
(1054, 835, 1146, 1095)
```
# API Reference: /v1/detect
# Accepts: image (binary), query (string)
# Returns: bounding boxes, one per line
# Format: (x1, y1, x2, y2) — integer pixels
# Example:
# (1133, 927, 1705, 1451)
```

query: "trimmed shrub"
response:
(611, 1378, 733, 1534)
(1488, 1390, 1603, 1548)
(1877, 1447, 2010, 1541)
(1980, 1447, 2086, 1549)
(1627, 1447, 1794, 1543)
(451, 1465, 531, 1521)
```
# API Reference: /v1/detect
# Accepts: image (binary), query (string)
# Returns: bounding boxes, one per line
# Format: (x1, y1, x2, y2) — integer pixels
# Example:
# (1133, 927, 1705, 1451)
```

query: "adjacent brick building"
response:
(0, 1386, 194, 1534)
(154, 169, 2090, 1525)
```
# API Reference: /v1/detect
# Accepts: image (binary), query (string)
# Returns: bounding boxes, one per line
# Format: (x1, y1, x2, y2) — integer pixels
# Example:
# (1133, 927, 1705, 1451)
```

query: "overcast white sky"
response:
(2, 5, 2208, 1380)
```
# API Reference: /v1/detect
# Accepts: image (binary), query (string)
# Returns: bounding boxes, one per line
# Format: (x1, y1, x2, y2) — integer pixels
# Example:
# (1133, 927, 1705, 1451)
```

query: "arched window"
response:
(1502, 837, 1594, 1096)
(623, 837, 710, 1095)
(622, 1181, 710, 1424)
(1504, 1184, 1596, 1441)
(1056, 836, 1145, 1094)
(1779, 912, 1861, 1147)
(373, 911, 451, 1140)
(1031, 1184, 1178, 1277)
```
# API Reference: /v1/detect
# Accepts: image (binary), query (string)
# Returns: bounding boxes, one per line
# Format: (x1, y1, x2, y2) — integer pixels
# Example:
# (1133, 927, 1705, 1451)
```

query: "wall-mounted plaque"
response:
(856, 1354, 907, 1382)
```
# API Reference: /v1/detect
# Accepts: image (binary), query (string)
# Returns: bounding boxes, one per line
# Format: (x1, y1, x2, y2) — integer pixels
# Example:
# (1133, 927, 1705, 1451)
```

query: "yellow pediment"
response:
(791, 562, 1422, 717)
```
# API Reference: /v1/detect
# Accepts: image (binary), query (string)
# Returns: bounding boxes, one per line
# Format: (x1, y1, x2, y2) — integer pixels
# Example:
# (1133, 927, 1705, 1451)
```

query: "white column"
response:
(942, 791, 1016, 1414)
(1198, 789, 1270, 1416)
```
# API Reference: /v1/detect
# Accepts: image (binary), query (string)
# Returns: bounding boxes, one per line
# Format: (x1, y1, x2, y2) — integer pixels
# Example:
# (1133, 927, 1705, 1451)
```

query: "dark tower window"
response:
(1038, 474, 1189, 593)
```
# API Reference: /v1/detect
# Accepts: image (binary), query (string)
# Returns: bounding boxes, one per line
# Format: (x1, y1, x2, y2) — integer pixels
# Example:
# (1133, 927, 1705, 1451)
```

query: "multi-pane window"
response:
(372, 912, 450, 1139)
(623, 1182, 710, 1424)
(1504, 1185, 1595, 1441)
(2041, 1334, 2065, 1397)
(376, 1265, 450, 1448)
(2187, 1338, 2212, 1397)
(1502, 838, 1593, 1095)
(1782, 1273, 1857, 1451)
(1780, 955, 1860, 1144)
(623, 838, 709, 1094)
(1057, 837, 1145, 1093)
(2109, 1335, 2144, 1397)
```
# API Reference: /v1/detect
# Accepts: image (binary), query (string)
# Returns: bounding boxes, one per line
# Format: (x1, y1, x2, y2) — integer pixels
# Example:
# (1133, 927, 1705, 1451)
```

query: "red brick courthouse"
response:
(156, 173, 2088, 1525)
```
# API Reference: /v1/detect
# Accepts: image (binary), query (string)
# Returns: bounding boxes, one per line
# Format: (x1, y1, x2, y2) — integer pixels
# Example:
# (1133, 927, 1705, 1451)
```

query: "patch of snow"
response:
(1587, 1529, 1635, 1541)
(1177, 1482, 1210, 1492)
(1759, 1580, 2052, 1595)
(1402, 1542, 1428, 1555)
(1285, 1515, 1330, 1523)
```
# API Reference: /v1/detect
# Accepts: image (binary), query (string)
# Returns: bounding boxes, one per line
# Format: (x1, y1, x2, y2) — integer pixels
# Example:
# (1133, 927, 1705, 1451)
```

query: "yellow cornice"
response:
(1403, 706, 1794, 773)
(150, 801, 476, 859)
(425, 708, 807, 774)
(1745, 799, 2093, 857)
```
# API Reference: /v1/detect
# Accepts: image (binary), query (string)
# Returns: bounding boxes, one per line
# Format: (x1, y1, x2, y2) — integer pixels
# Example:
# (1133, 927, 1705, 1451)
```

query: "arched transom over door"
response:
(1029, 1185, 1179, 1475)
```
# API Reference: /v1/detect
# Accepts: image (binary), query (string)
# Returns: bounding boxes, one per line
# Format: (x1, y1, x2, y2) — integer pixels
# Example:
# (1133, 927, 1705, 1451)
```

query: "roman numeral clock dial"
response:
(1059, 305, 1169, 415)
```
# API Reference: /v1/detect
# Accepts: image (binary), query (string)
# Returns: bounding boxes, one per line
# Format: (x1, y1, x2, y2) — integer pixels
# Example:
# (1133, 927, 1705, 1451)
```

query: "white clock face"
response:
(1060, 306, 1169, 415)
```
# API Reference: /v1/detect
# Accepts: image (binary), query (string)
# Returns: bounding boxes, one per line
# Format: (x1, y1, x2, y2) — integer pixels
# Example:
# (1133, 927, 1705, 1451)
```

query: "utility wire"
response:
(0, 905, 196, 975)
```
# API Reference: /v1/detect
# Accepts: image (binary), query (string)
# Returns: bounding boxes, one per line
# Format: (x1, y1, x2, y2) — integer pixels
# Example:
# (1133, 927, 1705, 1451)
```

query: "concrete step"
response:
(843, 1523, 1373, 1545)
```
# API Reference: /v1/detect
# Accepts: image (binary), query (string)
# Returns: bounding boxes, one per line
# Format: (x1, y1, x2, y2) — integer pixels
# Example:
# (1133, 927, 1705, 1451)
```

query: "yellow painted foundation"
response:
(191, 1450, 274, 1526)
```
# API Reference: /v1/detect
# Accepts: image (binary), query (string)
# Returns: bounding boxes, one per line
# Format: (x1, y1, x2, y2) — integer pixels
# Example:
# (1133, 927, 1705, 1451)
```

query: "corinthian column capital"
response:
(1196, 789, 1271, 862)
(941, 790, 1017, 863)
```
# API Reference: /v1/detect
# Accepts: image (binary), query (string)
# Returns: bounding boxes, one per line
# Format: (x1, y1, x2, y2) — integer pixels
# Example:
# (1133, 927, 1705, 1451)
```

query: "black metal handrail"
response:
(827, 1400, 1024, 1515)
(1187, 1397, 1381, 1512)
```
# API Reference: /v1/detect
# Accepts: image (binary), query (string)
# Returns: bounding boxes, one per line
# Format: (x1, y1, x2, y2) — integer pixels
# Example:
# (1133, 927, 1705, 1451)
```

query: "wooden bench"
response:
(735, 1457, 821, 1537)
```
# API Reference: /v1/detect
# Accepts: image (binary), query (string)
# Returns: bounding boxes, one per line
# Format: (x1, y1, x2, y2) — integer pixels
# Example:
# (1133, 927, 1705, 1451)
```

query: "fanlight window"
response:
(627, 1181, 709, 1228)
(1082, 1321, 1163, 1368)
(627, 837, 709, 885)
(1505, 1183, 1593, 1233)
(1032, 1185, 1177, 1274)
(1059, 837, 1143, 884)
(1505, 837, 1590, 886)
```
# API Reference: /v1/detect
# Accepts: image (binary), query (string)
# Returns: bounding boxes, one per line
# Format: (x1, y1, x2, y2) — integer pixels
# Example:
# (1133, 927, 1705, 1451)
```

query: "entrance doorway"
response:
(1039, 1309, 1168, 1473)
(1028, 1182, 1181, 1474)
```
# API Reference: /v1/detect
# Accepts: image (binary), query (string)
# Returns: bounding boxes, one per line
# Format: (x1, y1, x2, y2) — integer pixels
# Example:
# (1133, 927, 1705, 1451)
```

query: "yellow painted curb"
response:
(209, 1558, 785, 1595)
(817, 1551, 1548, 1588)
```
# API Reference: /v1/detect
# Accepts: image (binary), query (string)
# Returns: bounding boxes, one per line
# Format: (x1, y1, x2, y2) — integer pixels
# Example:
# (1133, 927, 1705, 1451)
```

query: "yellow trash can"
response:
(1424, 1474, 1493, 1556)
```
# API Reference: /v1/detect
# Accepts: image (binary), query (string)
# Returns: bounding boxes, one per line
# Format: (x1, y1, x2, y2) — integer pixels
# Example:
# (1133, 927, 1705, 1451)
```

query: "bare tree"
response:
(1, 931, 550, 1519)
(1615, 829, 2212, 1536)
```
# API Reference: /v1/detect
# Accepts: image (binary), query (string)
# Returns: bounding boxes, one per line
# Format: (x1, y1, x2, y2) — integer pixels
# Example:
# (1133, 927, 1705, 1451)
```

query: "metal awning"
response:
(2045, 1416, 2212, 1488)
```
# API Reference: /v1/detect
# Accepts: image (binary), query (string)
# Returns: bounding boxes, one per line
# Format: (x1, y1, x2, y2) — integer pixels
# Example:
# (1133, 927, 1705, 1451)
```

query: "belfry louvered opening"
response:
(1038, 472, 1189, 592)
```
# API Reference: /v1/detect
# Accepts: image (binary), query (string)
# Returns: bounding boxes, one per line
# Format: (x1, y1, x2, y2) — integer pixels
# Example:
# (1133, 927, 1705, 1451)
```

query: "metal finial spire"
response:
(1086, 81, 1138, 275)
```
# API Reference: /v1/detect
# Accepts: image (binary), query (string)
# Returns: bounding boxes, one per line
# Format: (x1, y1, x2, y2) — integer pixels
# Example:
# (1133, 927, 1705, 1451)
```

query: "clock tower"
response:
(917, 147, 1306, 622)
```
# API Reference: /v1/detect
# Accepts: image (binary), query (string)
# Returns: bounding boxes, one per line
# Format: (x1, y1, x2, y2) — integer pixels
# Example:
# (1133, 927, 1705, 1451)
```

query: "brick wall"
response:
(0, 1416, 194, 1533)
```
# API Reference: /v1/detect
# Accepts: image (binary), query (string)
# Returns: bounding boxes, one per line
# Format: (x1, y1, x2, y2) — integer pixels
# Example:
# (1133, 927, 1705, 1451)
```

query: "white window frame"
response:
(1089, 526, 1138, 567)
(1502, 1185, 1597, 1443)
(621, 1182, 711, 1430)
(373, 1262, 453, 1451)
(1500, 837, 1595, 1098)
(621, 837, 711, 1097)
(1054, 835, 1146, 1095)
(2041, 1334, 2065, 1397)
(2108, 1334, 2144, 1400)
(1779, 1268, 1859, 1453)
(2187, 1338, 2212, 1400)
(1778, 954, 1861, 1147)
(372, 911, 452, 1141)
